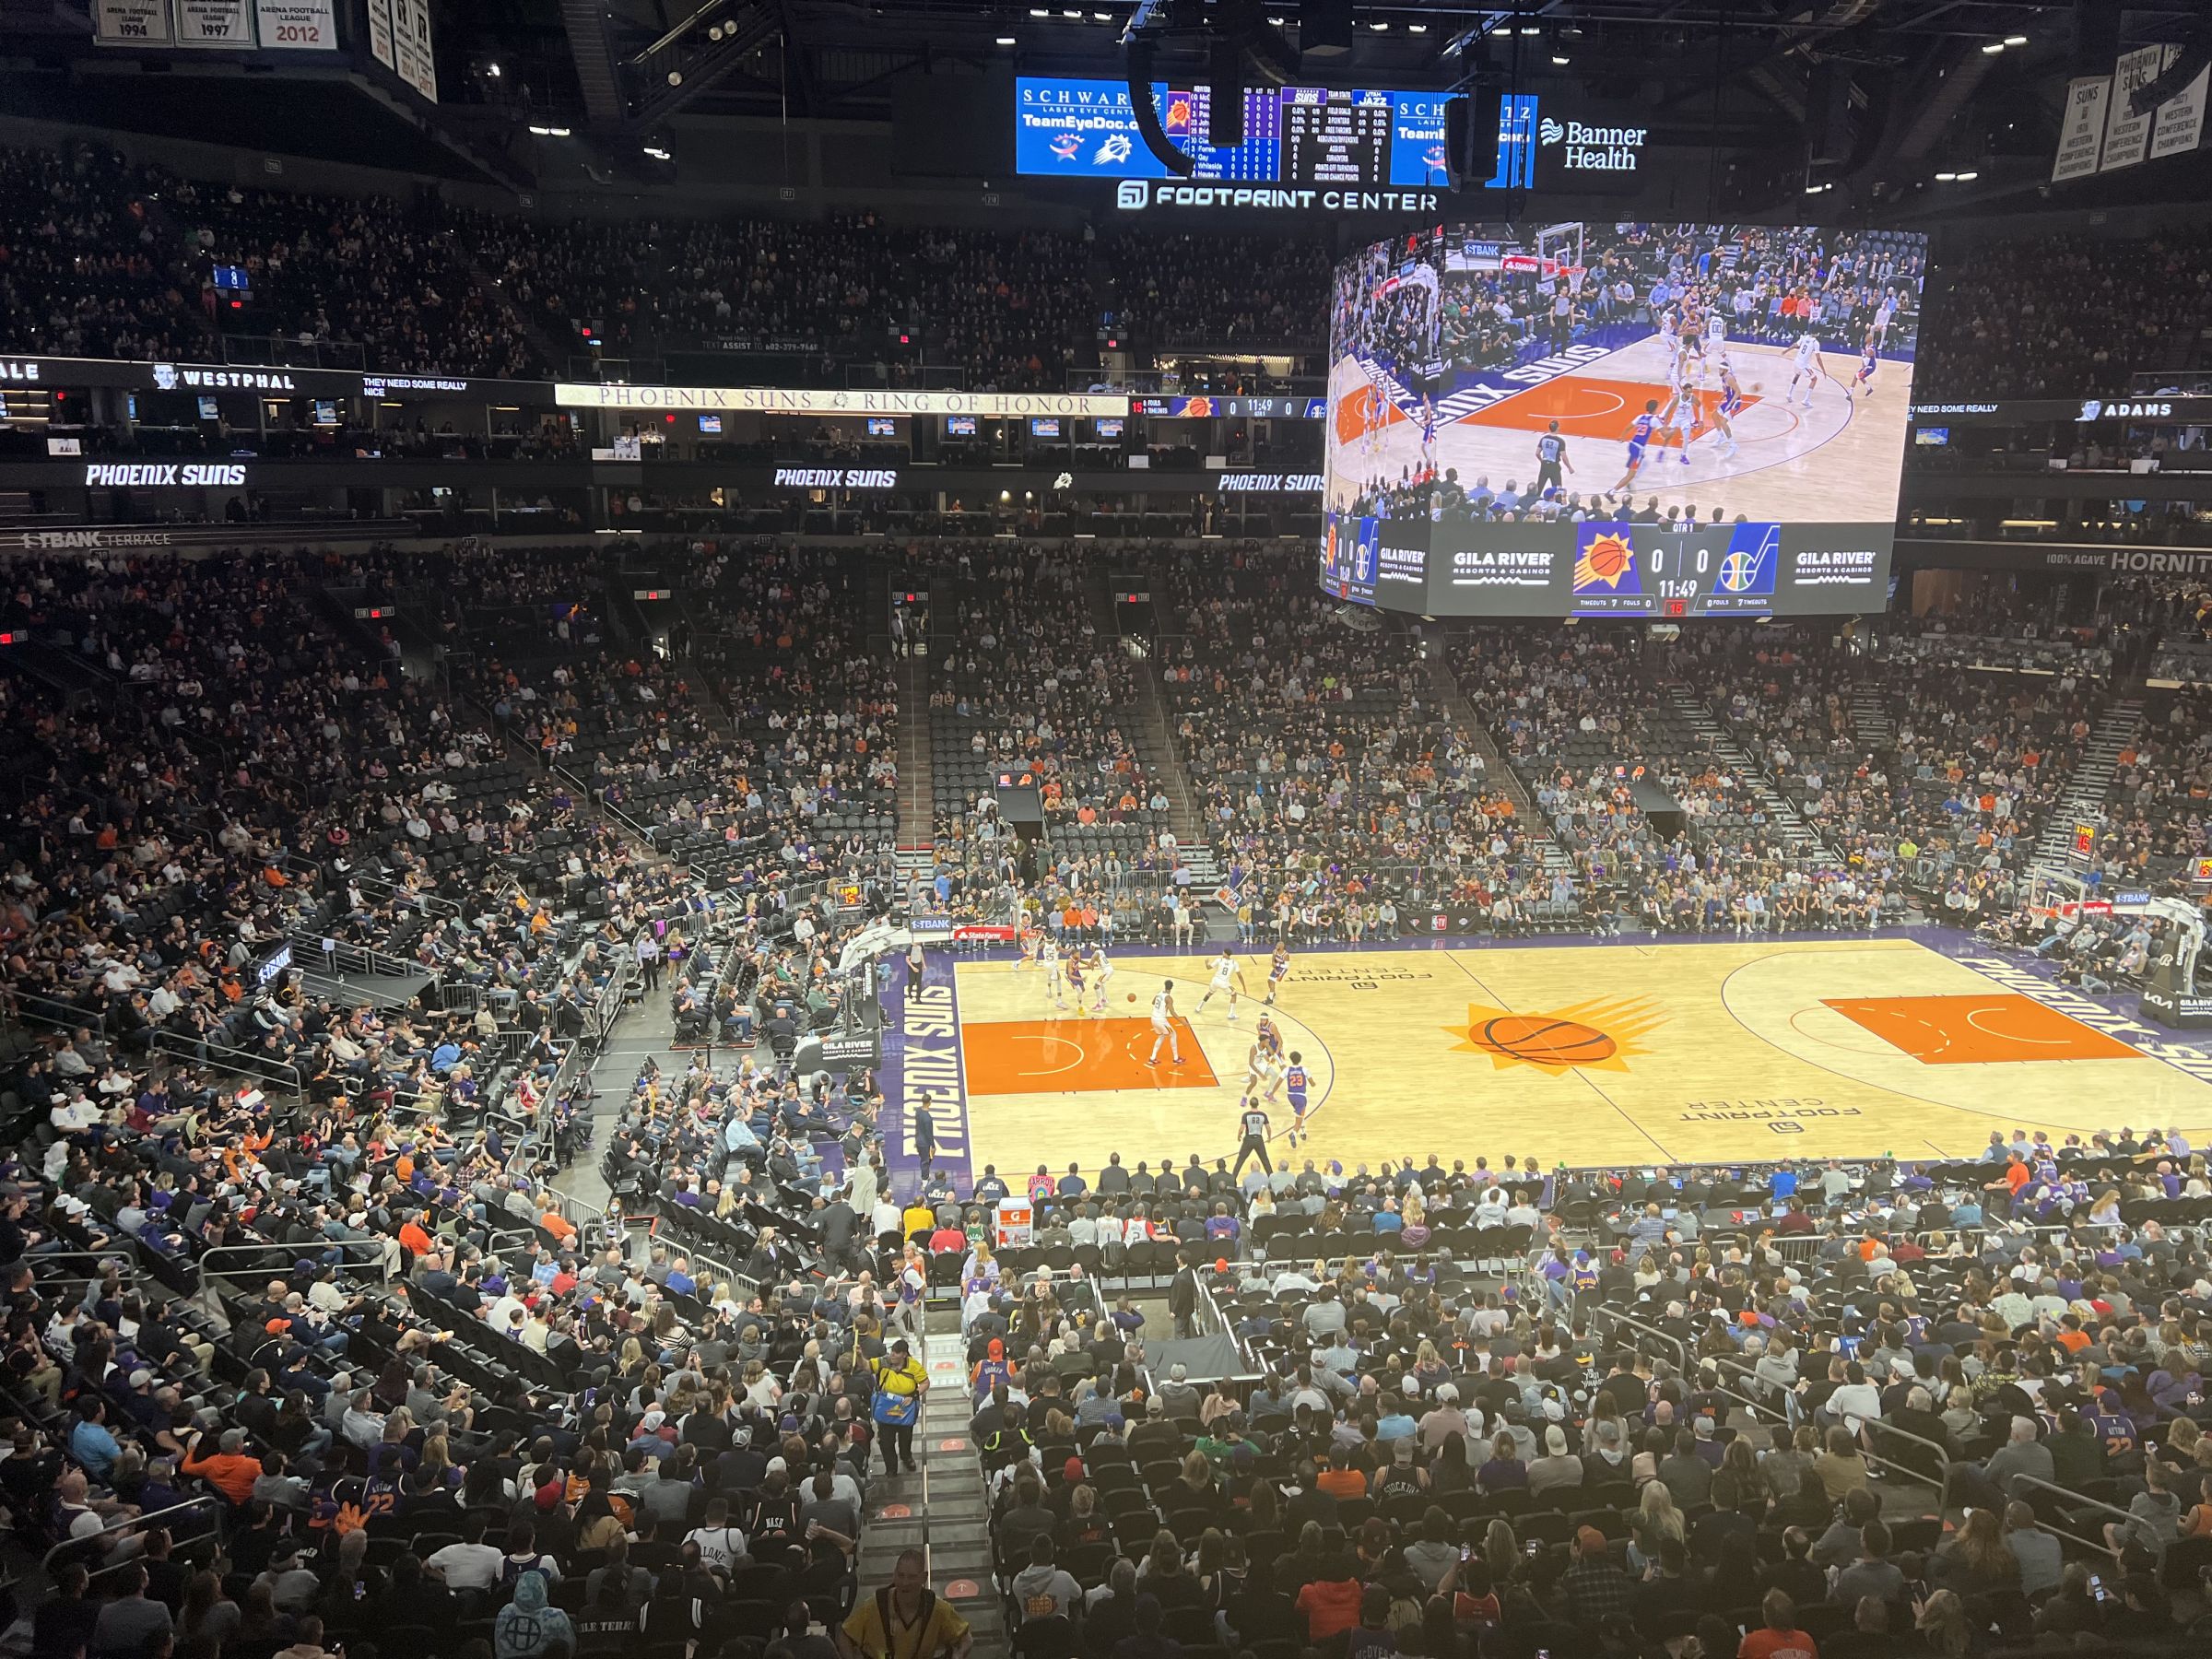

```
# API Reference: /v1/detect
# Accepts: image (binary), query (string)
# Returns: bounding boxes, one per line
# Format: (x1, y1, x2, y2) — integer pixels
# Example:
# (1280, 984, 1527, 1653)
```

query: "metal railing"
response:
(196, 1237, 393, 1291)
(287, 932, 423, 982)
(2011, 1473, 2132, 1561)
(41, 1496, 222, 1578)
(150, 1030, 302, 1096)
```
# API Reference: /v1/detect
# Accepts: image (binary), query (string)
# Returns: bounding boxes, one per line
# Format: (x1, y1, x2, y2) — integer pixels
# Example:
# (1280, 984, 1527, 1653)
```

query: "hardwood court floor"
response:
(1326, 336, 1912, 524)
(949, 938, 2212, 1177)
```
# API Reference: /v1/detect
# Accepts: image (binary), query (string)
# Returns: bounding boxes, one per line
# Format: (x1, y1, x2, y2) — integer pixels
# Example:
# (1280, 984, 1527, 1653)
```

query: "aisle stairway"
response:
(896, 648, 936, 895)
(2031, 698, 2143, 873)
(1419, 643, 1575, 880)
(1848, 684, 1898, 755)
(1667, 687, 1837, 865)
(911, 1329, 1007, 1659)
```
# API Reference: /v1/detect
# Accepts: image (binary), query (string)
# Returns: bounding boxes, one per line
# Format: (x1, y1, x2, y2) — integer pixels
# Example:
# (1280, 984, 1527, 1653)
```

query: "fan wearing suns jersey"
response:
(1231, 1100, 1273, 1178)
(1146, 980, 1182, 1066)
(1195, 949, 1246, 1021)
(1612, 398, 1662, 493)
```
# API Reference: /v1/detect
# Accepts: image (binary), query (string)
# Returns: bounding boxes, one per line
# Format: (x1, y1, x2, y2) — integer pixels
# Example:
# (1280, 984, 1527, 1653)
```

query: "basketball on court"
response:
(1477, 1015, 1618, 1066)
(1127, 993, 1137, 1005)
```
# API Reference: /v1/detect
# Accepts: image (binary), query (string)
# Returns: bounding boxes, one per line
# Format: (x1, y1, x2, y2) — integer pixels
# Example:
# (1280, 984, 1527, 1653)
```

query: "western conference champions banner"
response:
(2052, 47, 2209, 181)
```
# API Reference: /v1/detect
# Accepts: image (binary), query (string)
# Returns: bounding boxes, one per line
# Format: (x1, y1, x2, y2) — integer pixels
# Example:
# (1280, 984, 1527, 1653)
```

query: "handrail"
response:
(3, 990, 106, 1036)
(150, 1030, 302, 1095)
(196, 1237, 393, 1288)
(1586, 1303, 1689, 1374)
(2010, 1473, 2130, 1561)
(1697, 1353, 1947, 1493)
(41, 1495, 222, 1575)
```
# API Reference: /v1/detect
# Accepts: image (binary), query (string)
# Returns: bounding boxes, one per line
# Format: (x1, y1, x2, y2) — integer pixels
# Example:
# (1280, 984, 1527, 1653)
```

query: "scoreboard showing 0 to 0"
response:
(1569, 521, 1782, 618)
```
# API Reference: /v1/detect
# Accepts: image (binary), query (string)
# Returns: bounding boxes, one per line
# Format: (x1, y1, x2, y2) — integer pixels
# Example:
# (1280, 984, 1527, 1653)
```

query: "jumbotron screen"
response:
(1319, 221, 1927, 618)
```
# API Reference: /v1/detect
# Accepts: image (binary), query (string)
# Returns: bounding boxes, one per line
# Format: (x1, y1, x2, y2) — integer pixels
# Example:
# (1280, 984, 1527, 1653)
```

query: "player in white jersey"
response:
(1656, 309, 1682, 371)
(1700, 312, 1726, 382)
(1241, 1039, 1285, 1105)
(1088, 946, 1114, 1012)
(1194, 950, 1247, 1021)
(1658, 352, 1696, 467)
(1871, 289, 1897, 347)
(1146, 980, 1183, 1066)
(1037, 935, 1065, 1008)
(1786, 330, 1826, 406)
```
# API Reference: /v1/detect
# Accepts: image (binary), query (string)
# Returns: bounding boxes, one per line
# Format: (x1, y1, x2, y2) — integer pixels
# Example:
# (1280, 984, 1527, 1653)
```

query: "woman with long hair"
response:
(1630, 1478, 1684, 1571)
(1916, 1588, 1973, 1659)
(1932, 1505, 2021, 1597)
(1137, 1525, 1201, 1608)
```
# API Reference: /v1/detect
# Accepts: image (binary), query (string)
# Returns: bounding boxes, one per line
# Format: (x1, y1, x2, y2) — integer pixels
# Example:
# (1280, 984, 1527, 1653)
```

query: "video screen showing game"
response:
(1321, 220, 1926, 618)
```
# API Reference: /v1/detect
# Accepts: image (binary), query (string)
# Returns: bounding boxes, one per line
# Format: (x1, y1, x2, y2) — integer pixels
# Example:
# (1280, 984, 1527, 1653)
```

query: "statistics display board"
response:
(1018, 79, 1474, 187)
(1320, 219, 1925, 618)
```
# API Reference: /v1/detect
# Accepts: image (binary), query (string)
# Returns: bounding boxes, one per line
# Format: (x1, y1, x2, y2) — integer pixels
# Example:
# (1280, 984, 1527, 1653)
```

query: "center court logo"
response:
(1445, 998, 1665, 1076)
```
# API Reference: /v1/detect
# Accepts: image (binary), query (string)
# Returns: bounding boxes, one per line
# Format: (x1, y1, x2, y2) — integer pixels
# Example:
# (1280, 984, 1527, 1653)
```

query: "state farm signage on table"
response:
(557, 383, 1129, 418)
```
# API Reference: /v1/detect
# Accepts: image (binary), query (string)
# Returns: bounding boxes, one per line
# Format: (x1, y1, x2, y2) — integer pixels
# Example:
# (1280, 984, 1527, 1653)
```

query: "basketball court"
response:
(1325, 331, 1913, 524)
(929, 935, 2212, 1178)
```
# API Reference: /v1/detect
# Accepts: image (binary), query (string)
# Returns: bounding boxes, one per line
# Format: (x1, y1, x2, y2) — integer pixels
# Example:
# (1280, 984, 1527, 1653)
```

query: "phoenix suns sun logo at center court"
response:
(1445, 998, 1665, 1075)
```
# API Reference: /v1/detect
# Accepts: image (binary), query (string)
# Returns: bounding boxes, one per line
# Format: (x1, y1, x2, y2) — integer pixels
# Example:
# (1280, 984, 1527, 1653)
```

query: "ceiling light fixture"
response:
(996, 33, 1017, 43)
(1981, 41, 2005, 53)
(2004, 34, 2027, 46)
(1934, 171, 1958, 181)
(1550, 53, 1568, 65)
(1954, 169, 1979, 181)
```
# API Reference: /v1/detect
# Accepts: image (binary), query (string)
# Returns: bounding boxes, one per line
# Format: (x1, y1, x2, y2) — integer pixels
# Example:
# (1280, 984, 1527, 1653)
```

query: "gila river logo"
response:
(1445, 998, 1665, 1075)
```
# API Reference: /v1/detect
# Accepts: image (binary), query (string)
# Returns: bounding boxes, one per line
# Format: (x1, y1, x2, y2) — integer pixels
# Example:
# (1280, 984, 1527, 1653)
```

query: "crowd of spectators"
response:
(1104, 230, 1333, 353)
(972, 1135, 2212, 1659)
(1453, 628, 1901, 934)
(0, 144, 197, 361)
(1160, 546, 1567, 941)
(1920, 225, 2212, 398)
(468, 208, 1094, 390)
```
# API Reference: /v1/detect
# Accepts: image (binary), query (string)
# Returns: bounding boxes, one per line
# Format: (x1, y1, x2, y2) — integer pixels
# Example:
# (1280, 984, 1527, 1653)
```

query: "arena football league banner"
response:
(92, 0, 172, 44)
(254, 0, 337, 49)
(171, 0, 253, 46)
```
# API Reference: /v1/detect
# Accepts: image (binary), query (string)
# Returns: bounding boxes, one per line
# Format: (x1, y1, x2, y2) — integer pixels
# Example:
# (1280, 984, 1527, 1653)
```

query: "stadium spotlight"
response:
(1371, 20, 1389, 29)
(1550, 53, 1568, 65)
(486, 62, 501, 76)
(1934, 171, 1957, 180)
(1980, 41, 2005, 53)
(1955, 170, 1979, 180)
(996, 33, 1017, 43)
(1408, 22, 1426, 32)
(2004, 34, 2027, 46)
(666, 69, 682, 84)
